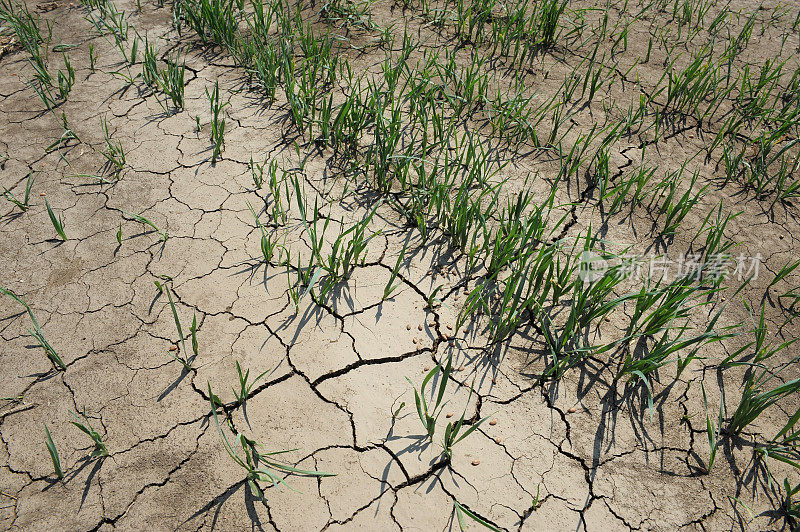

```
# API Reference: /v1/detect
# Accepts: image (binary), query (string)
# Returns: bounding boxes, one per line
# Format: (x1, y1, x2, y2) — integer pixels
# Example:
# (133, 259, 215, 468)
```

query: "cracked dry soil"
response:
(1, 0, 800, 530)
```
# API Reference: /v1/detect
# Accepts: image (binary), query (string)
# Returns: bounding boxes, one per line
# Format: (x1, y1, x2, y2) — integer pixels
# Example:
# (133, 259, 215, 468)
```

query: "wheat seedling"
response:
(44, 424, 63, 479)
(69, 410, 108, 458)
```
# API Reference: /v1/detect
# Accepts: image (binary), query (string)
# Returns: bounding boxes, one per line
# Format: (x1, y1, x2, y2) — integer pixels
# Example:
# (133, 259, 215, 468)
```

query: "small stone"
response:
(568, 408, 577, 413)
(494, 437, 502, 444)
(604, 317, 611, 322)
(418, 324, 423, 331)
(424, 366, 430, 371)
(40, 192, 46, 196)
(413, 338, 418, 344)
(446, 325, 453, 331)
(491, 378, 497, 384)
(489, 418, 498, 426)
(471, 459, 481, 466)
(446, 412, 454, 418)
(407, 324, 412, 330)
(169, 345, 178, 351)
(457, 366, 464, 372)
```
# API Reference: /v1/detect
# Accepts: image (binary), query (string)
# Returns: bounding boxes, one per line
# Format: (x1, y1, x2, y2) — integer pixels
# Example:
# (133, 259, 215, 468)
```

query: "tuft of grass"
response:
(781, 478, 800, 529)
(383, 243, 406, 300)
(69, 410, 108, 458)
(158, 283, 194, 370)
(0, 286, 65, 370)
(407, 356, 452, 443)
(2, 170, 36, 212)
(701, 383, 723, 473)
(44, 424, 63, 479)
(88, 43, 96, 71)
(45, 198, 66, 241)
(232, 361, 275, 405)
(206, 81, 227, 164)
(406, 355, 486, 456)
(208, 383, 334, 500)
(442, 378, 488, 458)
(190, 312, 198, 359)
(101, 118, 126, 175)
(729, 376, 800, 436)
(767, 258, 800, 293)
(246, 200, 278, 265)
(757, 406, 800, 473)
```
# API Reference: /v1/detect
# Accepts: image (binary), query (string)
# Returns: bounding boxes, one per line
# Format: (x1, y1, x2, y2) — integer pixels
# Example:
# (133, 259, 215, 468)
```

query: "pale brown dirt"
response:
(1, 0, 800, 530)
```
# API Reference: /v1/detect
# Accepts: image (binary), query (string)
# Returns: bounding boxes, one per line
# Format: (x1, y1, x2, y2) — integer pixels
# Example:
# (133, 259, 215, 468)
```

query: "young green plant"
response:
(45, 198, 66, 241)
(44, 424, 63, 479)
(208, 383, 334, 500)
(69, 410, 109, 458)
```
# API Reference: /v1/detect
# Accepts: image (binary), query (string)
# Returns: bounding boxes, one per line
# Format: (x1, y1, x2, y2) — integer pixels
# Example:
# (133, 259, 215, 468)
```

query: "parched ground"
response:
(1, 0, 800, 530)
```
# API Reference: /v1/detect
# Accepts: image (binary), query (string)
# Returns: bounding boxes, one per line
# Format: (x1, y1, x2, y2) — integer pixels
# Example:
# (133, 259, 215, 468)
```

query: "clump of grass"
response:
(46, 112, 81, 154)
(190, 312, 198, 358)
(383, 243, 406, 300)
(141, 35, 159, 87)
(157, 283, 194, 370)
(88, 43, 96, 71)
(2, 170, 36, 212)
(56, 52, 75, 99)
(781, 478, 800, 529)
(757, 406, 800, 473)
(101, 118, 126, 175)
(767, 258, 800, 293)
(0, 286, 65, 370)
(407, 356, 487, 457)
(206, 81, 227, 164)
(44, 424, 63, 479)
(407, 358, 451, 443)
(232, 361, 275, 405)
(69, 410, 108, 458)
(208, 383, 334, 500)
(247, 201, 279, 265)
(701, 383, 723, 473)
(45, 198, 66, 241)
(142, 38, 186, 111)
(159, 50, 186, 110)
(728, 375, 800, 436)
(250, 154, 275, 189)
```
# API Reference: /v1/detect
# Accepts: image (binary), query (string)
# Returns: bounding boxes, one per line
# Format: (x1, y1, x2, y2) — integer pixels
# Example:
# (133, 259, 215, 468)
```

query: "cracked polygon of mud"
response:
(342, 287, 435, 360)
(324, 489, 399, 531)
(193, 317, 293, 402)
(313, 446, 405, 522)
(391, 475, 456, 531)
(267, 303, 358, 382)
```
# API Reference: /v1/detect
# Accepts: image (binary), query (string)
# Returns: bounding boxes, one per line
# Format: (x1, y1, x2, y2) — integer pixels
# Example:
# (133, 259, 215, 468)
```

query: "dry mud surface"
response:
(1, 0, 800, 530)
